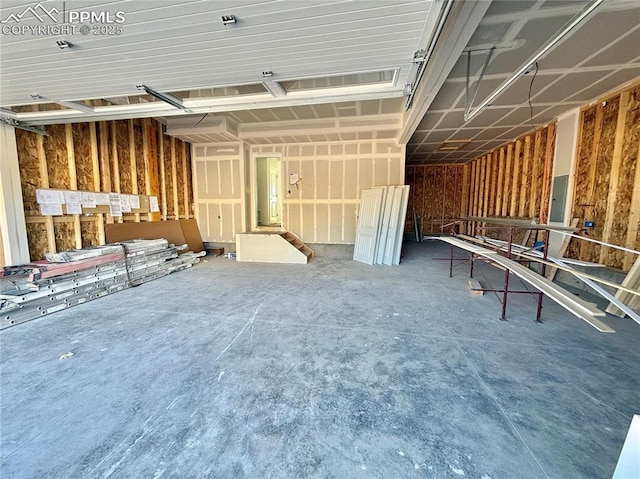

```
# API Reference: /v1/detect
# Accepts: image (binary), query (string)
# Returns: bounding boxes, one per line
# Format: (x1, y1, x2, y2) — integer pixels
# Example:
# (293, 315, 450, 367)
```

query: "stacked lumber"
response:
(0, 239, 205, 330)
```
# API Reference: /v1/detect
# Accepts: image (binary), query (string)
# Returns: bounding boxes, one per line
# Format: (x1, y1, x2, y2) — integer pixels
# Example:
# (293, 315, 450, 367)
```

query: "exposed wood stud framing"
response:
(495, 147, 505, 217)
(65, 124, 82, 249)
(182, 141, 189, 219)
(519, 135, 532, 218)
(36, 132, 56, 254)
(502, 143, 513, 215)
(600, 91, 629, 264)
(624, 140, 640, 271)
(510, 139, 522, 217)
(568, 81, 640, 271)
(540, 124, 556, 224)
(171, 137, 180, 219)
(14, 118, 192, 261)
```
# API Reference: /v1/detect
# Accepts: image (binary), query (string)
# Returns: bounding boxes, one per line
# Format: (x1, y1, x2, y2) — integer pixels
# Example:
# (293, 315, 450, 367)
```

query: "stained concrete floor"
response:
(1, 241, 638, 478)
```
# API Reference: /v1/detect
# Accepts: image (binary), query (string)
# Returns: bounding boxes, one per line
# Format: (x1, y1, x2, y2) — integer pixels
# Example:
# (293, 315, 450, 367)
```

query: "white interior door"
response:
(392, 186, 410, 265)
(383, 186, 405, 265)
(375, 186, 393, 265)
(353, 187, 385, 264)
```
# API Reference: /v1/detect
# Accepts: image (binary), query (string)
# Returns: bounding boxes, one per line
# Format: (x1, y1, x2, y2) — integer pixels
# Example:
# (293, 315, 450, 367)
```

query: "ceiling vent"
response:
(438, 139, 471, 151)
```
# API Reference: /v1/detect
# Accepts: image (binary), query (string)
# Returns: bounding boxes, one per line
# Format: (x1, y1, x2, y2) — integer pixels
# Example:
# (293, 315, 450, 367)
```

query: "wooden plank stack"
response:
(0, 239, 205, 330)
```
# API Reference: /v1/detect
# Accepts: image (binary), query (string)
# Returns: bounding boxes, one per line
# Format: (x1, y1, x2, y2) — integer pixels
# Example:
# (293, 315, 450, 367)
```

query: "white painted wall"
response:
(0, 124, 30, 266)
(548, 108, 580, 256)
(251, 140, 405, 244)
(191, 142, 247, 243)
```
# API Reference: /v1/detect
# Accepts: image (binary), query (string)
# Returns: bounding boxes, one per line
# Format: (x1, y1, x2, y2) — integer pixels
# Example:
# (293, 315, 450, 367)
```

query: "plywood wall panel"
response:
(163, 135, 175, 218)
(146, 122, 161, 222)
(80, 218, 100, 248)
(72, 123, 94, 192)
(460, 124, 556, 241)
(133, 120, 146, 195)
(582, 98, 619, 263)
(185, 144, 194, 218)
(404, 164, 465, 235)
(175, 139, 186, 216)
(519, 135, 532, 217)
(16, 117, 189, 260)
(567, 81, 640, 270)
(43, 124, 70, 190)
(15, 130, 42, 217)
(26, 222, 49, 260)
(529, 130, 544, 219)
(115, 120, 132, 193)
(53, 221, 77, 254)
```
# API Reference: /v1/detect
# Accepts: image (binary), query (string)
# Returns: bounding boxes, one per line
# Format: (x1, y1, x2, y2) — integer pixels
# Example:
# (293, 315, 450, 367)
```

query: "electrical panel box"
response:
(549, 175, 568, 223)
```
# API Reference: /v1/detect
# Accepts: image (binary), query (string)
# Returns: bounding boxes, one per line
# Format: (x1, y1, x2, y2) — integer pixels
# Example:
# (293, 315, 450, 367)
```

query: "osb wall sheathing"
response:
(405, 164, 464, 234)
(459, 123, 556, 243)
(15, 118, 193, 261)
(568, 81, 640, 272)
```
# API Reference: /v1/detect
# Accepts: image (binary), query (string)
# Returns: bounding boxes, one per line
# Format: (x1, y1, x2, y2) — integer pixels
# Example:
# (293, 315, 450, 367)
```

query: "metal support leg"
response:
(449, 244, 454, 278)
(470, 252, 475, 278)
(501, 227, 513, 321)
(535, 230, 549, 323)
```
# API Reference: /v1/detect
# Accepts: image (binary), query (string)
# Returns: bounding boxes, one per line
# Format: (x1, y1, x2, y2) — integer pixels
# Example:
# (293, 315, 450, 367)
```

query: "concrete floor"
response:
(1, 241, 638, 478)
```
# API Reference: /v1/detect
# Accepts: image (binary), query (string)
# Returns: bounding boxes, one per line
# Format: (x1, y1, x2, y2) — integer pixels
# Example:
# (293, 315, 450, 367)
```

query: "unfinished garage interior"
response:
(1, 0, 639, 477)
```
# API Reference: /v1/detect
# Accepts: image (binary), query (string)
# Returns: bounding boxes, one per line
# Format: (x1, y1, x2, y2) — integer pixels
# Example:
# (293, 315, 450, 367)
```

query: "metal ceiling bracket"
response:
(463, 0, 605, 123)
(464, 46, 495, 122)
(405, 0, 455, 110)
(0, 117, 48, 136)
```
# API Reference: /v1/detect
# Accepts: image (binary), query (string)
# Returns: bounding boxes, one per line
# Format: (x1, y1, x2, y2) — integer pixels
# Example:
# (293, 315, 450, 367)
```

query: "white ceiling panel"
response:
(1, 0, 440, 106)
(408, 0, 640, 164)
(0, 0, 637, 167)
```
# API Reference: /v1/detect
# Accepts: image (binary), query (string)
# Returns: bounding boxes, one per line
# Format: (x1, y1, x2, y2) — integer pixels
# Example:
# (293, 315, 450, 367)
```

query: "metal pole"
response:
(501, 227, 512, 321)
(535, 230, 549, 323)
(449, 243, 454, 277)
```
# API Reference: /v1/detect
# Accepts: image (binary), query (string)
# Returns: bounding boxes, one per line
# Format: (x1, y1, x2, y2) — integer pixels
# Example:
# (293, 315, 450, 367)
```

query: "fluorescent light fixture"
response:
(262, 81, 286, 97)
(464, 0, 604, 122)
(0, 117, 48, 136)
(56, 40, 73, 49)
(136, 84, 188, 110)
(221, 15, 236, 25)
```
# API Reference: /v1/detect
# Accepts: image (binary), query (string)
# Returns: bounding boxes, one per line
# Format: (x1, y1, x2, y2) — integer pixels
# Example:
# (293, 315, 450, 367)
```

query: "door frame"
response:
(251, 153, 284, 231)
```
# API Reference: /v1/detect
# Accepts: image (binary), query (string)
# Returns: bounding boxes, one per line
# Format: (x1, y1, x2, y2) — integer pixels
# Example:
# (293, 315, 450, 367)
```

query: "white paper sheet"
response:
(36, 189, 65, 204)
(40, 203, 63, 216)
(63, 191, 82, 204)
(95, 193, 110, 205)
(149, 196, 160, 213)
(109, 193, 122, 217)
(66, 203, 82, 214)
(81, 192, 96, 208)
(130, 195, 141, 209)
(120, 194, 132, 213)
